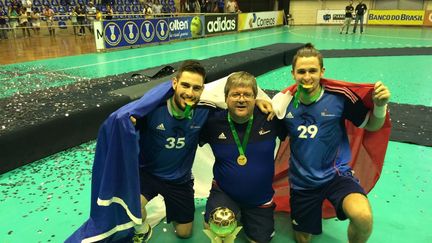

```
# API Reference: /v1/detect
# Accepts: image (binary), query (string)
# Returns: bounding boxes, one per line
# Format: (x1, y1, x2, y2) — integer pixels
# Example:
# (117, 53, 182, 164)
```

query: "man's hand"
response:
(256, 99, 275, 121)
(372, 81, 390, 107)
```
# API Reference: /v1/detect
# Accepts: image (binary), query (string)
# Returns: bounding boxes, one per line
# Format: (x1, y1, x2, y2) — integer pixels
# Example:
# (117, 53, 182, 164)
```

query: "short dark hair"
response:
(292, 43, 324, 70)
(176, 60, 206, 80)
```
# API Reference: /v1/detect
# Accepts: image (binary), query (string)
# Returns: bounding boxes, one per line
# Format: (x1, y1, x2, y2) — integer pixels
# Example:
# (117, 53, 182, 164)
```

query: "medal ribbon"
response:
(293, 85, 322, 108)
(170, 97, 192, 119)
(227, 113, 253, 157)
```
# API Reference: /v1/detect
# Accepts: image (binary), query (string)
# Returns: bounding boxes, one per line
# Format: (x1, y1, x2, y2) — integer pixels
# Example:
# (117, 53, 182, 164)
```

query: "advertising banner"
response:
(204, 14, 238, 35)
(169, 16, 204, 40)
(423, 10, 432, 26)
(368, 10, 424, 26)
(238, 11, 284, 31)
(316, 10, 367, 24)
(97, 18, 170, 49)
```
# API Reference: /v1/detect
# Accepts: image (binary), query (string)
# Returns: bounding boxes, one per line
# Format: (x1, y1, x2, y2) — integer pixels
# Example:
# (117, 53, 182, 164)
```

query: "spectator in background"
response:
(9, 2, 21, 38)
(43, 5, 55, 36)
(184, 0, 194, 13)
(217, 0, 224, 13)
(353, 0, 367, 34)
(71, 6, 78, 35)
(23, 0, 33, 27)
(105, 4, 114, 20)
(76, 4, 86, 36)
(340, 0, 354, 34)
(31, 8, 41, 36)
(86, 1, 96, 33)
(200, 0, 210, 13)
(0, 6, 8, 40)
(143, 3, 153, 18)
(180, 0, 186, 12)
(152, 0, 163, 16)
(225, 0, 240, 13)
(95, 9, 102, 21)
(19, 7, 31, 37)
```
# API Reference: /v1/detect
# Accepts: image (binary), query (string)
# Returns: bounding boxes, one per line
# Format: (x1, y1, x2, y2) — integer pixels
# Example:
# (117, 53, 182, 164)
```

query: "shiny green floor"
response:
(0, 25, 432, 243)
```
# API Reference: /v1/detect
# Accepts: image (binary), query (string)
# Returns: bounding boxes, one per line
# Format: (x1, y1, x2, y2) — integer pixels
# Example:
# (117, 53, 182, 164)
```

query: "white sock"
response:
(134, 222, 150, 234)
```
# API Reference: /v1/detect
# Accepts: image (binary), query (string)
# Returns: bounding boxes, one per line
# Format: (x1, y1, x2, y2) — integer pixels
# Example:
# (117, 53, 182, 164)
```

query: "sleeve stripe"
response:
(324, 85, 358, 103)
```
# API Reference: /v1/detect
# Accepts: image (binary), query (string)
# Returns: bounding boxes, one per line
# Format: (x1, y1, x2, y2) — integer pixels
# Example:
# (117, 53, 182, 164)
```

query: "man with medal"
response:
(200, 72, 287, 243)
(272, 43, 391, 243)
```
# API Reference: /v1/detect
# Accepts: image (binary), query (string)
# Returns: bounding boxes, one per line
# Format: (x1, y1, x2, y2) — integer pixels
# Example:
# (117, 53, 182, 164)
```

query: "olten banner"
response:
(368, 10, 424, 26)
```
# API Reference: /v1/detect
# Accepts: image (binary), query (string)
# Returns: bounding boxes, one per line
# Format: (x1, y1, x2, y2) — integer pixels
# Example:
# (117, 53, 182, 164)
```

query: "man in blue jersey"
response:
(276, 44, 390, 243)
(201, 72, 286, 243)
(131, 60, 210, 242)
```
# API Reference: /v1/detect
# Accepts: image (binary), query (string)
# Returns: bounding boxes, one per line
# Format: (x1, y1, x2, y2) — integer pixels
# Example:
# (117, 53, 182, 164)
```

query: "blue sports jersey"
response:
(283, 86, 369, 190)
(139, 102, 210, 183)
(201, 107, 286, 206)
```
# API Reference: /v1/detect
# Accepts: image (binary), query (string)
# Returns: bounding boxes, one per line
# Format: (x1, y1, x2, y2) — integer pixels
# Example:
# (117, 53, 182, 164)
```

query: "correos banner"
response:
(368, 10, 424, 25)
(316, 10, 357, 24)
(238, 11, 284, 31)
(204, 14, 237, 35)
(423, 10, 432, 26)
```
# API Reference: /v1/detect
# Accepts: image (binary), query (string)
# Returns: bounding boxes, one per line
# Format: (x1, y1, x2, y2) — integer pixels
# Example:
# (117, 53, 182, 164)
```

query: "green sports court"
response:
(0, 24, 431, 243)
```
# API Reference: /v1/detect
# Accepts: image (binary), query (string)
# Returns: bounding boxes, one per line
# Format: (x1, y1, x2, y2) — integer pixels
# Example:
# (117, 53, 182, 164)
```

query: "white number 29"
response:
(297, 125, 318, 138)
(165, 137, 186, 149)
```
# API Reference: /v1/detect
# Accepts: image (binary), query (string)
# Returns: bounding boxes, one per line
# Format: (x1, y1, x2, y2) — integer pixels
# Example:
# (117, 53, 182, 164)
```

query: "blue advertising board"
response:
(102, 18, 170, 49)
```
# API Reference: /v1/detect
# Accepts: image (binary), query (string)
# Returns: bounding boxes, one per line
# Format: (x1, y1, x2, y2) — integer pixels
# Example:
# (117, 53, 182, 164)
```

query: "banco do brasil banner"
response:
(368, 10, 424, 26)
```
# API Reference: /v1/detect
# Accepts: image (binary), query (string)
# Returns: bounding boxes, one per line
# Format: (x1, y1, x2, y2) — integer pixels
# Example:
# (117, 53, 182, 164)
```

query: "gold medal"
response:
(237, 155, 247, 166)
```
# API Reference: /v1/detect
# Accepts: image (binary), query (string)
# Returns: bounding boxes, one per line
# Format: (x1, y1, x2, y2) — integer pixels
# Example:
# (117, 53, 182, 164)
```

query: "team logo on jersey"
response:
(218, 132, 227, 139)
(156, 123, 165, 130)
(286, 112, 294, 119)
(258, 128, 271, 135)
(321, 109, 336, 117)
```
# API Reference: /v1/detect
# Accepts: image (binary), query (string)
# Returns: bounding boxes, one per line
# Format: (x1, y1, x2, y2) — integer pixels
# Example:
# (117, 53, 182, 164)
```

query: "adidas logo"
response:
(286, 112, 294, 119)
(218, 133, 227, 139)
(156, 123, 165, 130)
(259, 129, 271, 135)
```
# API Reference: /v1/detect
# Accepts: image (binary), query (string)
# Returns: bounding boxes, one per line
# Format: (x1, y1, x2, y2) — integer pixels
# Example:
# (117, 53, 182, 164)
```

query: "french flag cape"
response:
(66, 81, 173, 243)
(272, 78, 392, 218)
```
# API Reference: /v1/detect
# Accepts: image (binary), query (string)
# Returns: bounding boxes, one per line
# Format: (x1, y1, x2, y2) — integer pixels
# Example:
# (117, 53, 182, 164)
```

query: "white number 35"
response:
(297, 125, 318, 138)
(165, 137, 186, 149)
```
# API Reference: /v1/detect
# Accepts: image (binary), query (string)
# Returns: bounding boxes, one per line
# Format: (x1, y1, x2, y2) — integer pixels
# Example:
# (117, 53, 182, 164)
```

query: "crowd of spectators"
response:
(0, 0, 240, 39)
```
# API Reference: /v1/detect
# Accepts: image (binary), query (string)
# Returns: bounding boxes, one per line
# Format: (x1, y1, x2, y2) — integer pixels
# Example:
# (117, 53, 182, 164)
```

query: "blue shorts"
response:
(140, 169, 195, 224)
(204, 183, 275, 243)
(290, 173, 366, 235)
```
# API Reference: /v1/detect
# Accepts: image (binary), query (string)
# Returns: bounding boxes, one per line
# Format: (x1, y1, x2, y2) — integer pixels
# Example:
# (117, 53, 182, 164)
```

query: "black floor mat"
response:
(322, 47, 432, 58)
(388, 103, 431, 147)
